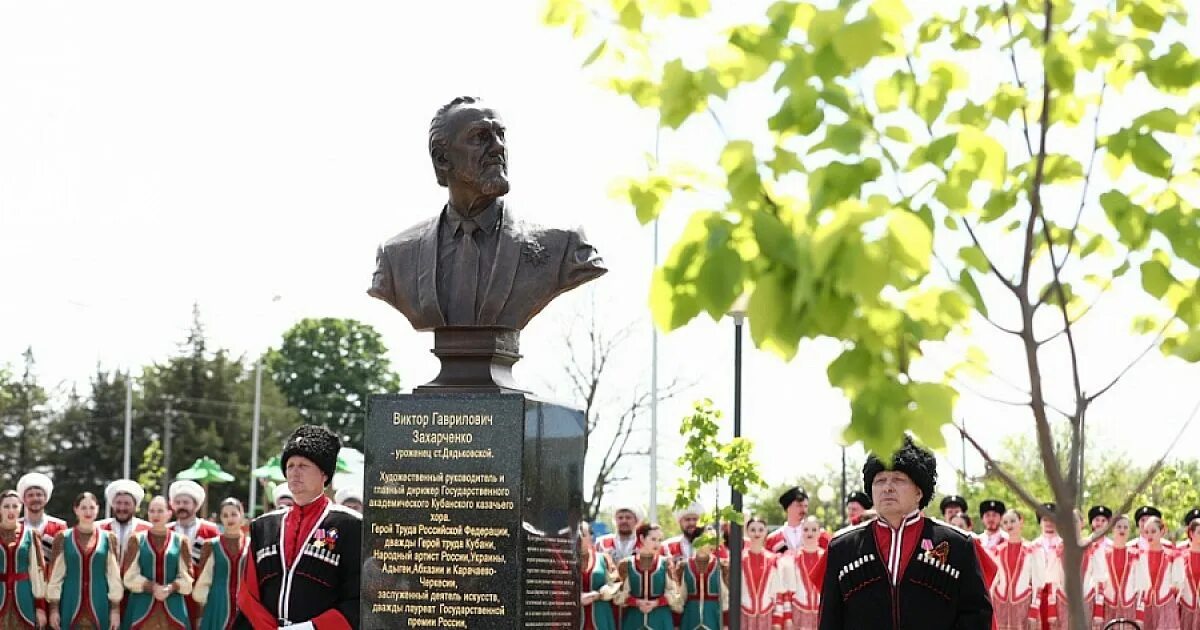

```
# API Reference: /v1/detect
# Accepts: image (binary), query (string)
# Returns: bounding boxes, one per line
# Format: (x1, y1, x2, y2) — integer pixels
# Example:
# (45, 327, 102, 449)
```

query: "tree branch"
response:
(1085, 315, 1178, 403)
(1001, 1, 1035, 157)
(932, 251, 1020, 334)
(1039, 81, 1107, 288)
(963, 219, 1020, 295)
(1036, 275, 1115, 346)
(956, 422, 1045, 514)
(1015, 0, 1069, 513)
(1081, 394, 1200, 547)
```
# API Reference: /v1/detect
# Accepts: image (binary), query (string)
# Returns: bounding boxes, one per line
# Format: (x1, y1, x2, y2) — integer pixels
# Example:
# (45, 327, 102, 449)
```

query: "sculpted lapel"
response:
(416, 216, 444, 328)
(478, 202, 520, 325)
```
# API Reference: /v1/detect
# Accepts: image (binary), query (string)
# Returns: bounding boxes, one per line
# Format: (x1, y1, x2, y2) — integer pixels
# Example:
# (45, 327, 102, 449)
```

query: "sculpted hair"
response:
(429, 96, 483, 187)
(1004, 509, 1023, 522)
(0, 490, 18, 503)
(745, 515, 768, 529)
(220, 497, 244, 513)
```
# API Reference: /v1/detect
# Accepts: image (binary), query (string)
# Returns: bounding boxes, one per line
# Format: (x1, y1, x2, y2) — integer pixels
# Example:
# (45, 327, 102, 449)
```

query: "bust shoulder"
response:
(380, 216, 439, 252)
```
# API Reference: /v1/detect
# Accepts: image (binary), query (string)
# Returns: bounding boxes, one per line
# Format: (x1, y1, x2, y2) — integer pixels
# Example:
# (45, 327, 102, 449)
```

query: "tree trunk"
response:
(1058, 511, 1090, 630)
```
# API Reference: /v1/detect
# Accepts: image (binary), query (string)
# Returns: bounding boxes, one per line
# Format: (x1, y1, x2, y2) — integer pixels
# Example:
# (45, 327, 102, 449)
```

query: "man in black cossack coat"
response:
(818, 436, 992, 630)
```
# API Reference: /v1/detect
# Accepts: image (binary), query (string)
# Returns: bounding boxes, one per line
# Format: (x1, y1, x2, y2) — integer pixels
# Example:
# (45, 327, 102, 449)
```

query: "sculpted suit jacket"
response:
(818, 517, 993, 630)
(368, 201, 606, 330)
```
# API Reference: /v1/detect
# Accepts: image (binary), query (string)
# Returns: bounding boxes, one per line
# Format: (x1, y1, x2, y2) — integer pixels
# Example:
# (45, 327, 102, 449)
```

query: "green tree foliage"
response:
(673, 399, 766, 534)
(136, 438, 165, 501)
(141, 307, 299, 516)
(544, 0, 1200, 457)
(548, 3, 1200, 622)
(0, 349, 50, 491)
(265, 317, 401, 448)
(43, 370, 137, 517)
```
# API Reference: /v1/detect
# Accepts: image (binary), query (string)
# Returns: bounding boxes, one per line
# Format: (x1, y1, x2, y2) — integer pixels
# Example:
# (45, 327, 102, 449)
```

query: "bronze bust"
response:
(368, 96, 607, 331)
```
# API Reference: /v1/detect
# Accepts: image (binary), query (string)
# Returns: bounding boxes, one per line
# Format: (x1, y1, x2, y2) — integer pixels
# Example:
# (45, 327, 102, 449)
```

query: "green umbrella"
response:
(252, 456, 286, 483)
(176, 457, 235, 517)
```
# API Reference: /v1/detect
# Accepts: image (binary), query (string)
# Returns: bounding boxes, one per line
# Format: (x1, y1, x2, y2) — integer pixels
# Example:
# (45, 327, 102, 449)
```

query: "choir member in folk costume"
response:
(817, 436, 993, 630)
(235, 425, 361, 629)
(120, 495, 194, 630)
(16, 473, 67, 565)
(597, 503, 642, 563)
(767, 487, 831, 556)
(786, 516, 825, 630)
(1082, 505, 1114, 585)
(991, 510, 1041, 630)
(1031, 503, 1068, 630)
(332, 487, 361, 514)
(1179, 516, 1200, 630)
(0, 489, 47, 629)
(1084, 514, 1148, 628)
(166, 481, 220, 571)
(1135, 506, 1174, 552)
(663, 502, 704, 560)
(740, 516, 787, 630)
(672, 527, 727, 630)
(98, 479, 151, 564)
(845, 491, 872, 527)
(193, 498, 250, 630)
(578, 521, 620, 630)
(1140, 516, 1184, 629)
(767, 486, 827, 614)
(942, 495, 969, 522)
(47, 492, 123, 630)
(979, 500, 1010, 554)
(272, 484, 295, 510)
(615, 522, 678, 630)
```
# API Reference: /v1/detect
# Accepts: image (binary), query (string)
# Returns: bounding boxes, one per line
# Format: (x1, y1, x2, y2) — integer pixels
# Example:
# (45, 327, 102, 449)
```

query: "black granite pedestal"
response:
(360, 392, 584, 629)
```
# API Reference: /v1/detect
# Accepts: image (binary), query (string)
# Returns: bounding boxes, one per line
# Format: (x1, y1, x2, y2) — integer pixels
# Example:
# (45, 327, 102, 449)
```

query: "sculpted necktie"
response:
(448, 219, 480, 325)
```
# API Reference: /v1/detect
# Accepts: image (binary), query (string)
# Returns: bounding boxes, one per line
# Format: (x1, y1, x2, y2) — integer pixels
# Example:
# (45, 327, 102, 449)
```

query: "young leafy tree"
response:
(672, 399, 765, 533)
(547, 0, 1200, 624)
(265, 317, 401, 448)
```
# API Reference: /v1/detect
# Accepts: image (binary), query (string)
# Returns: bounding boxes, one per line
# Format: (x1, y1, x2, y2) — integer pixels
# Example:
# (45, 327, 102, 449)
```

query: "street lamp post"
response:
(728, 298, 748, 630)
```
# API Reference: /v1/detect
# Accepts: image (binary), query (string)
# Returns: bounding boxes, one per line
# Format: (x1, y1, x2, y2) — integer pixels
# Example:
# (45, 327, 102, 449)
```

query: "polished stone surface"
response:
(361, 393, 584, 629)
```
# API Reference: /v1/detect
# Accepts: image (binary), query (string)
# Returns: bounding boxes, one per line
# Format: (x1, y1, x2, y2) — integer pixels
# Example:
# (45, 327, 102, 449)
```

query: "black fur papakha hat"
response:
(281, 425, 341, 486)
(862, 435, 937, 510)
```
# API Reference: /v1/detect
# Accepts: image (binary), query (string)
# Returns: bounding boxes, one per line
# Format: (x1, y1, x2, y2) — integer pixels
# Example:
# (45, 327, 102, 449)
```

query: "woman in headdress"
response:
(614, 522, 677, 630)
(0, 489, 46, 629)
(193, 498, 250, 630)
(578, 521, 619, 630)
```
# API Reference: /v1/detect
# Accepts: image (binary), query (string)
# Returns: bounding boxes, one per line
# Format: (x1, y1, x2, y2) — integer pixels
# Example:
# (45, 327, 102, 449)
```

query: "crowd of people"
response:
(3, 426, 1200, 629)
(0, 425, 362, 629)
(580, 438, 1200, 630)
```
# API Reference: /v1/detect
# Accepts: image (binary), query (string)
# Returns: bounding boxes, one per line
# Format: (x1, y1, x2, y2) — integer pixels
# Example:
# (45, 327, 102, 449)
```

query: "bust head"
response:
(429, 96, 510, 213)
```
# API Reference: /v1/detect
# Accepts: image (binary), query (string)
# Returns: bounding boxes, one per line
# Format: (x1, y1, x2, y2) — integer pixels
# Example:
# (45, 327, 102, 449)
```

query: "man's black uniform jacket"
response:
(818, 517, 992, 629)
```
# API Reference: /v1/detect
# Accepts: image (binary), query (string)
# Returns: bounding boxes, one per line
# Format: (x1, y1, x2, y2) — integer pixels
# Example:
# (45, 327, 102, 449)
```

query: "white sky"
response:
(2, 1, 1198, 513)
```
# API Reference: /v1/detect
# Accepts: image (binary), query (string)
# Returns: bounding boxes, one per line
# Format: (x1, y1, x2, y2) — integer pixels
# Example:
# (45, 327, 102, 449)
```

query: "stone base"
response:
(361, 392, 584, 629)
(414, 326, 526, 394)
